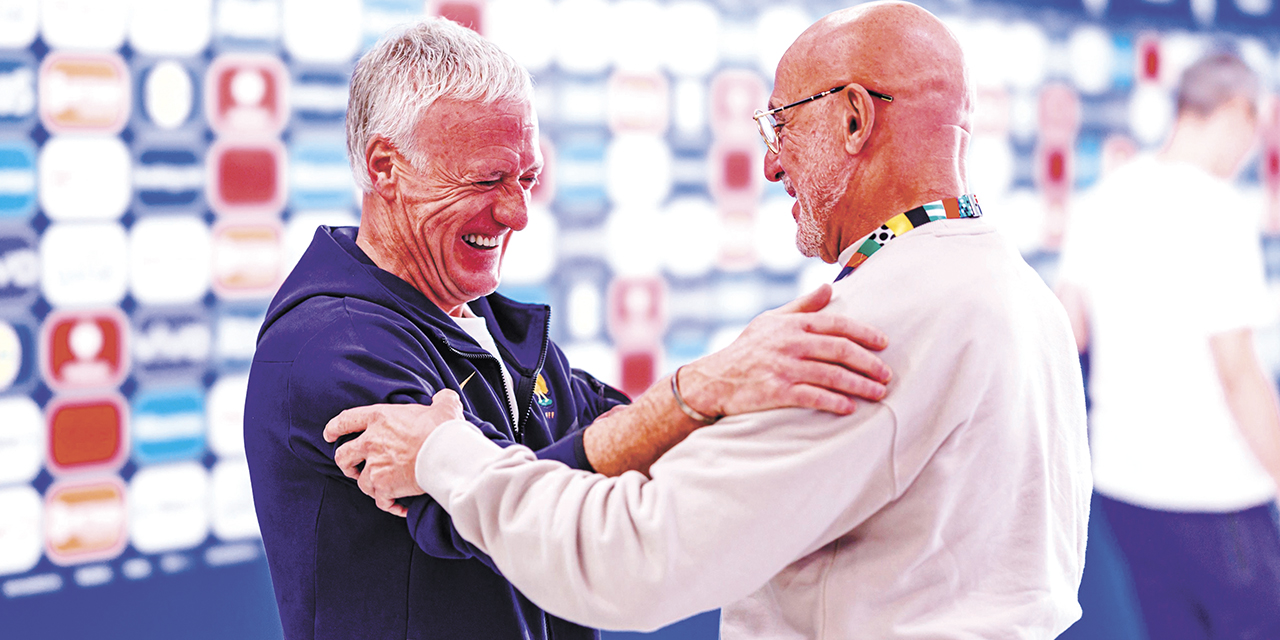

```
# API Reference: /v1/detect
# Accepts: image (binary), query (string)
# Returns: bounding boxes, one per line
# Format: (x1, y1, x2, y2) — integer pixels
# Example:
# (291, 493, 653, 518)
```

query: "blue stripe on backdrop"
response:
(0, 556, 284, 640)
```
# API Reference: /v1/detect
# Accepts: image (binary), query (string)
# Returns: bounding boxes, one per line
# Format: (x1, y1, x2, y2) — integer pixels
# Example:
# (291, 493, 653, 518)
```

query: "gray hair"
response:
(345, 18, 534, 192)
(1175, 51, 1259, 117)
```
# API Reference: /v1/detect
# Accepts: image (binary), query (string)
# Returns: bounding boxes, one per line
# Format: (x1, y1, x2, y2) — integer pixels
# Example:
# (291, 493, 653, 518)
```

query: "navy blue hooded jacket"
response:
(244, 226, 628, 640)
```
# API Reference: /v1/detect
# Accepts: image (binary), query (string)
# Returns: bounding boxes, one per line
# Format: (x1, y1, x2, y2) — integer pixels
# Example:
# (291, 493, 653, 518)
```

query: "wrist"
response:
(671, 365, 720, 425)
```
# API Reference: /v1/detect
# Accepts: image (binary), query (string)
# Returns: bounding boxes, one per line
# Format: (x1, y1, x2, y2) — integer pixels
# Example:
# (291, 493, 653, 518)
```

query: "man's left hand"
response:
(324, 388, 465, 516)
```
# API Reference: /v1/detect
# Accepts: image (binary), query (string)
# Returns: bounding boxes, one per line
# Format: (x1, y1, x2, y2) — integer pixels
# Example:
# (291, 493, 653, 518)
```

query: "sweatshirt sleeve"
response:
(416, 402, 901, 631)
(285, 307, 594, 571)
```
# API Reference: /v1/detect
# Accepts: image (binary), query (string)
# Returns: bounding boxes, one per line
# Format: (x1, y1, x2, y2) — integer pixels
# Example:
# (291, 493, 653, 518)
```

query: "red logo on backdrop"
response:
(208, 138, 287, 215)
(1136, 34, 1161, 84)
(607, 278, 667, 398)
(709, 140, 762, 205)
(45, 478, 128, 566)
(709, 71, 767, 141)
(205, 54, 288, 134)
(433, 0, 483, 33)
(46, 395, 128, 475)
(40, 309, 128, 391)
(38, 52, 130, 134)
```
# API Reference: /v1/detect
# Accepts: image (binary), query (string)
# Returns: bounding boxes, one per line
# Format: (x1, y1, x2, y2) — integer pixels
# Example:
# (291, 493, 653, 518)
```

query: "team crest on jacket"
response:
(534, 374, 553, 408)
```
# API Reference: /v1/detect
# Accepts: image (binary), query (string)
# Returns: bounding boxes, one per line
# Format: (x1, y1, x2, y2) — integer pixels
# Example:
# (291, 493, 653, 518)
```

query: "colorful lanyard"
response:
(834, 194, 982, 282)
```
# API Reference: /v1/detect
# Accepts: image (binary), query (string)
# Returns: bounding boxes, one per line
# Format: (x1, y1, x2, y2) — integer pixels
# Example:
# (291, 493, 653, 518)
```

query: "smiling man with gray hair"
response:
(243, 16, 893, 640)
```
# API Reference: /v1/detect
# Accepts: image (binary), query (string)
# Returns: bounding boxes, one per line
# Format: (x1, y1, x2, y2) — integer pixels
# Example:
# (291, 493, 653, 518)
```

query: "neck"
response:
(825, 122, 969, 262)
(356, 194, 467, 317)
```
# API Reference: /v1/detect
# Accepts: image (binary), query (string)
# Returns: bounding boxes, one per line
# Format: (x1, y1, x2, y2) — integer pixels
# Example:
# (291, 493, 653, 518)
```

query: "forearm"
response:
(422, 407, 894, 630)
(582, 372, 705, 477)
(1222, 366, 1280, 487)
(1212, 330, 1280, 488)
(424, 421, 740, 631)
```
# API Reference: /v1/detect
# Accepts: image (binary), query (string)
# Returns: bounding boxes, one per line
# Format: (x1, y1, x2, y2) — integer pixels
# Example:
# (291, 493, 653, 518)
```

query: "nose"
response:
(493, 183, 529, 232)
(763, 148, 785, 183)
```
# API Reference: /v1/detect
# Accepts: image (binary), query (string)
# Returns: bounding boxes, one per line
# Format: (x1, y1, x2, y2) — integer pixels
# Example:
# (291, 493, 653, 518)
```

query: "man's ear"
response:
(841, 86, 877, 155)
(365, 136, 401, 202)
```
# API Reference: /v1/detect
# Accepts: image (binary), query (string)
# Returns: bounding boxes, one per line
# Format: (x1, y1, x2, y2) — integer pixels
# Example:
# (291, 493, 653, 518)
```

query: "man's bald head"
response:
(764, 1, 973, 263)
(788, 1, 972, 134)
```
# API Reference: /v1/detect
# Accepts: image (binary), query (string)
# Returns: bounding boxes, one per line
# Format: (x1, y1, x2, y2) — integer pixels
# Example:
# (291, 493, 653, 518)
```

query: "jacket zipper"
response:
(442, 310, 553, 445)
(446, 347, 523, 443)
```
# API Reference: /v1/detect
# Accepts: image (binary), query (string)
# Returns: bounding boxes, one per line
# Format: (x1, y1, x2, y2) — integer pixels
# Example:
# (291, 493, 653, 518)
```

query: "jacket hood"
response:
(260, 226, 550, 373)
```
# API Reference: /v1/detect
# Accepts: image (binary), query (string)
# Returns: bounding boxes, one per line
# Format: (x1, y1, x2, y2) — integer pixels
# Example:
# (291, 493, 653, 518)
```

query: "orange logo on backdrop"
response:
(39, 53, 130, 133)
(45, 480, 127, 565)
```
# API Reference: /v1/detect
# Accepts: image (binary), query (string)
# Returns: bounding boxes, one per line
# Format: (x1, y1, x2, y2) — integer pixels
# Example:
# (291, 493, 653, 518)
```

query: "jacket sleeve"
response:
(283, 306, 595, 571)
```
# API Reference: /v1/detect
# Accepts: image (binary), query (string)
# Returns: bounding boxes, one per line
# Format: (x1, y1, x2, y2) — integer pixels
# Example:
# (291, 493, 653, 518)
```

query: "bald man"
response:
(325, 3, 1092, 637)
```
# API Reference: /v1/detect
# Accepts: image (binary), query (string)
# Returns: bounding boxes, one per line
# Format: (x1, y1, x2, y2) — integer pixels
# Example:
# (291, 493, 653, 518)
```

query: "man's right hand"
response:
(678, 283, 890, 419)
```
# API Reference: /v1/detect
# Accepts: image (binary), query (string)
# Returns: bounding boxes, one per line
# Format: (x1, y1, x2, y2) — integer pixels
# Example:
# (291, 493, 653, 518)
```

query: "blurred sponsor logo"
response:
(129, 215, 212, 305)
(39, 135, 131, 221)
(0, 59, 36, 125)
(45, 478, 127, 566)
(39, 53, 130, 134)
(554, 135, 608, 220)
(206, 54, 287, 134)
(709, 70, 766, 141)
(40, 0, 128, 51)
(132, 388, 205, 464)
(291, 70, 348, 124)
(431, 0, 482, 32)
(289, 134, 355, 210)
(709, 140, 762, 206)
(207, 372, 249, 457)
(46, 395, 128, 475)
(0, 320, 34, 392)
(211, 459, 259, 539)
(211, 222, 284, 298)
(135, 146, 203, 209)
(281, 0, 361, 63)
(215, 0, 281, 42)
(129, 0, 213, 56)
(0, 140, 36, 219)
(214, 306, 263, 369)
(129, 462, 209, 554)
(607, 71, 668, 134)
(132, 309, 212, 381)
(208, 139, 286, 215)
(0, 230, 38, 301)
(0, 396, 42, 485)
(362, 0, 421, 48)
(139, 61, 196, 130)
(41, 309, 129, 391)
(40, 222, 130, 308)
(0, 485, 42, 576)
(0, 0, 38, 49)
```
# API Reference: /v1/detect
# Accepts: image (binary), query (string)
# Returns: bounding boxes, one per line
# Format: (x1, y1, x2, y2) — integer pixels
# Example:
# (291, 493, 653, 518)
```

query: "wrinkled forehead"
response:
(770, 45, 830, 107)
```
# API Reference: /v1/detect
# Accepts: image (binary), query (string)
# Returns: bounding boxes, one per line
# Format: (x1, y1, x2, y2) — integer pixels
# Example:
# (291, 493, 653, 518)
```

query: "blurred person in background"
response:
(325, 3, 1092, 637)
(242, 17, 893, 640)
(1057, 50, 1280, 638)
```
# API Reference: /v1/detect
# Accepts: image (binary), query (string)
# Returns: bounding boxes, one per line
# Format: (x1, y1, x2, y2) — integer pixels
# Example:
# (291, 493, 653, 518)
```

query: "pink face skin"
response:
(362, 98, 543, 317)
(761, 74, 854, 261)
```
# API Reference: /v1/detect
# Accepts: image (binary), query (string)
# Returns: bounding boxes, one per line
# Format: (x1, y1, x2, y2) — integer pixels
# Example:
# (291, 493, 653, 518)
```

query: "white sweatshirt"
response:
(417, 219, 1092, 638)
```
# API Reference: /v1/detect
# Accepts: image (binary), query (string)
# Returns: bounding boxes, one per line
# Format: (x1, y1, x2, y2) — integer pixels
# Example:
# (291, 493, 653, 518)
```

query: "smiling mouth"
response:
(463, 233, 501, 250)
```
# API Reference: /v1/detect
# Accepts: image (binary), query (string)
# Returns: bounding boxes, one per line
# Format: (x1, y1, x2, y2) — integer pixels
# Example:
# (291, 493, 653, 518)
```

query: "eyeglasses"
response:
(753, 85, 894, 154)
